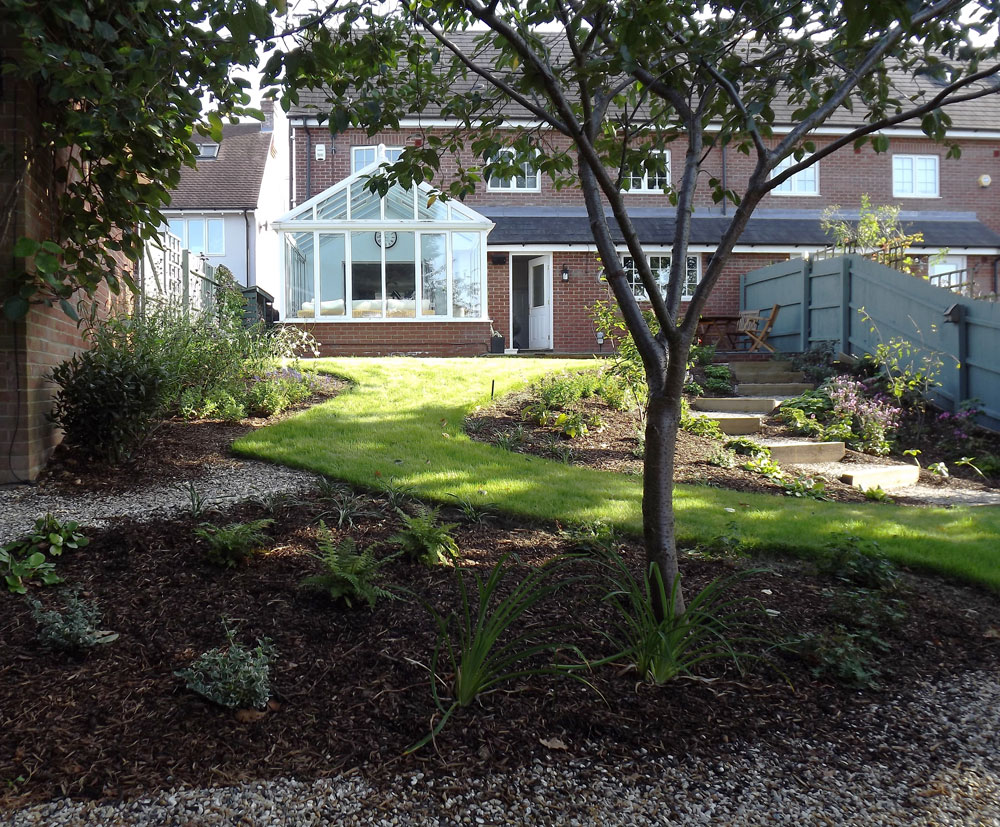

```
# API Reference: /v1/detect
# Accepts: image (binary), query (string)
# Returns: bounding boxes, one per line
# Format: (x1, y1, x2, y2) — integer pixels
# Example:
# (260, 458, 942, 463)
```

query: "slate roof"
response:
(168, 123, 273, 210)
(287, 31, 1000, 133)
(478, 207, 1000, 249)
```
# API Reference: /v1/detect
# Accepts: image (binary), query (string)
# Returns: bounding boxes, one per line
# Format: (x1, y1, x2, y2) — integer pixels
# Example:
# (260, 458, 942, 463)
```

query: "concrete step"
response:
(691, 397, 781, 414)
(837, 464, 921, 491)
(729, 361, 798, 382)
(697, 412, 764, 435)
(759, 439, 847, 464)
(737, 382, 814, 396)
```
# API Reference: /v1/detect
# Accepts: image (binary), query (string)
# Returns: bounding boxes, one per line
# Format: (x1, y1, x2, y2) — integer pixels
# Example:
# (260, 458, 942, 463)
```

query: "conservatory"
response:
(273, 154, 494, 323)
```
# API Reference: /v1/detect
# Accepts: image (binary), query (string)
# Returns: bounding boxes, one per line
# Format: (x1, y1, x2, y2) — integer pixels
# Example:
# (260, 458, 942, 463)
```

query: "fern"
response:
(389, 505, 460, 566)
(300, 524, 398, 608)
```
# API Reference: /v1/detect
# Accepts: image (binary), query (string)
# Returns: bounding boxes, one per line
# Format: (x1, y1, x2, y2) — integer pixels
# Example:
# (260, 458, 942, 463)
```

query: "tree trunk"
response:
(643, 386, 685, 618)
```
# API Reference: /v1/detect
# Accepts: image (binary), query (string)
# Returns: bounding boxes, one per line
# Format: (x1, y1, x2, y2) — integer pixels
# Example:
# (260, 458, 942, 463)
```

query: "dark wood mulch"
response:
(1, 489, 999, 809)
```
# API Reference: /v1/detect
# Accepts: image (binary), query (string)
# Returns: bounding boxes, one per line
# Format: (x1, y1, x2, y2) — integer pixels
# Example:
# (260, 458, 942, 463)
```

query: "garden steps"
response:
(792, 461, 921, 491)
(728, 360, 797, 382)
(697, 412, 767, 435)
(757, 438, 847, 465)
(736, 382, 815, 396)
(691, 397, 783, 414)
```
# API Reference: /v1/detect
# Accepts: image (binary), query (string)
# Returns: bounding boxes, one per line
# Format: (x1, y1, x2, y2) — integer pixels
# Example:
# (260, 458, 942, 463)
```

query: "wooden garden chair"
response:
(739, 304, 779, 353)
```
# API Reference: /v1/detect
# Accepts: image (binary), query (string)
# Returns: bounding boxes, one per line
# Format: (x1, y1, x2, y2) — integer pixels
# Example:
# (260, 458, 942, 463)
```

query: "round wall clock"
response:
(375, 231, 398, 248)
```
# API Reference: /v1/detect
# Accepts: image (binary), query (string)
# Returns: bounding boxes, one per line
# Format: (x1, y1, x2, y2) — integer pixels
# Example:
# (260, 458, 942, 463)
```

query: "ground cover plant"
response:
(235, 359, 1000, 589)
(2, 480, 998, 810)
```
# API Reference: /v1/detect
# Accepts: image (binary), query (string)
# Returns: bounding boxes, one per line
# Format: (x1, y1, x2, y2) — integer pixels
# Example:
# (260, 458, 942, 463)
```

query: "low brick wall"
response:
(291, 321, 494, 357)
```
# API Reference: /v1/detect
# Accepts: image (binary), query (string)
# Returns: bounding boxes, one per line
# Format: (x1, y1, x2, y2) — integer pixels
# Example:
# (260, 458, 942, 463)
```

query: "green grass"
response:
(234, 358, 1000, 591)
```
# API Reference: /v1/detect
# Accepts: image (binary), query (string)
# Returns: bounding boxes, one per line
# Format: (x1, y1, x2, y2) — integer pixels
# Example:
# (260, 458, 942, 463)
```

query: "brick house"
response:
(277, 67, 1000, 357)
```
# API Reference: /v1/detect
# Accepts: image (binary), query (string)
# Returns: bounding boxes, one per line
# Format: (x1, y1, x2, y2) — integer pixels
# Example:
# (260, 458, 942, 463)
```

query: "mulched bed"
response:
(2, 487, 999, 809)
(34, 378, 347, 495)
(468, 387, 1000, 505)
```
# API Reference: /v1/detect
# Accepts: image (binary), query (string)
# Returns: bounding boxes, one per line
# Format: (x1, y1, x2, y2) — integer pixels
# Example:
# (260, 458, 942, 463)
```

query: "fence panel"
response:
(140, 231, 218, 317)
(740, 259, 806, 353)
(741, 252, 1000, 429)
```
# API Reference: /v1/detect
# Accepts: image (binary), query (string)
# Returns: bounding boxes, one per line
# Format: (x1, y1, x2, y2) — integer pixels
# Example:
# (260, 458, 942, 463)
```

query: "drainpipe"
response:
(993, 256, 999, 296)
(305, 128, 313, 201)
(720, 145, 728, 216)
(288, 125, 295, 207)
(243, 209, 251, 287)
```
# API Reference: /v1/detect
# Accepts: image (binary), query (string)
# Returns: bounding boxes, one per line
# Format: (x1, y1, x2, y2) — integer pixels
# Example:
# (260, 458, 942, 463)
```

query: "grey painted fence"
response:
(741, 254, 1000, 430)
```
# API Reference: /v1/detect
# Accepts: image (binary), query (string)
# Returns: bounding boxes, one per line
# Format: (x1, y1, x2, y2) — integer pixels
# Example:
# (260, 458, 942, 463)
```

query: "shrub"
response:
(689, 341, 716, 366)
(195, 519, 273, 567)
(595, 373, 628, 410)
(725, 437, 770, 457)
(703, 377, 733, 395)
(680, 400, 724, 439)
(300, 525, 398, 608)
(794, 627, 887, 688)
(28, 590, 118, 652)
(707, 446, 737, 468)
(683, 380, 704, 397)
(175, 622, 277, 710)
(49, 320, 169, 463)
(536, 374, 586, 409)
(743, 454, 784, 481)
(389, 505, 460, 566)
(791, 342, 840, 384)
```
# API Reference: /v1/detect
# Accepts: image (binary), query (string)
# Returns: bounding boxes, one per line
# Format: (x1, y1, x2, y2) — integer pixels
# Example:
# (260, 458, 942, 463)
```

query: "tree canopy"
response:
(0, 0, 279, 320)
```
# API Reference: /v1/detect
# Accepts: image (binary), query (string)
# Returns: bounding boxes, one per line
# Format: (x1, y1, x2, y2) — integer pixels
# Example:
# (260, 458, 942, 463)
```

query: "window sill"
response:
(892, 194, 941, 199)
(283, 317, 490, 324)
(770, 192, 821, 197)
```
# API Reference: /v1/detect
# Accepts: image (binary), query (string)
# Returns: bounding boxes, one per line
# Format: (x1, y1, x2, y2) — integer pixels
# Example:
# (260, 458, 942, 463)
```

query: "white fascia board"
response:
(162, 208, 250, 215)
(487, 243, 1000, 256)
(288, 116, 1000, 141)
(273, 220, 495, 232)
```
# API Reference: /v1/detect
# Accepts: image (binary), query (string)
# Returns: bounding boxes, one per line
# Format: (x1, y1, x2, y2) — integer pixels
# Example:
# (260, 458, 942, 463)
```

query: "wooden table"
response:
(696, 314, 742, 350)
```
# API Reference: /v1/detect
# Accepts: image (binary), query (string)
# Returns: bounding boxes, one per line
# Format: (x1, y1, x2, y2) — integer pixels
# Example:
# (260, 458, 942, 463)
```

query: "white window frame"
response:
(621, 150, 672, 193)
(771, 154, 819, 196)
(195, 143, 219, 159)
(486, 148, 541, 192)
(892, 154, 939, 198)
(617, 253, 701, 301)
(168, 217, 225, 256)
(351, 145, 404, 173)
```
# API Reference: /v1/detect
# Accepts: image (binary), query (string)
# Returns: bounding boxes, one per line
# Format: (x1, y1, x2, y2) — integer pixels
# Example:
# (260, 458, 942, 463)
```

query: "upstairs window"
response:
(195, 143, 219, 159)
(486, 148, 540, 192)
(351, 145, 403, 173)
(771, 154, 819, 196)
(168, 217, 224, 255)
(622, 150, 671, 192)
(893, 155, 939, 197)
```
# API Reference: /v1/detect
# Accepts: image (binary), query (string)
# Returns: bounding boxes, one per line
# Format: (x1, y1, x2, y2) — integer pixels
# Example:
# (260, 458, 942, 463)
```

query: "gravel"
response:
(6, 670, 999, 826)
(0, 461, 321, 545)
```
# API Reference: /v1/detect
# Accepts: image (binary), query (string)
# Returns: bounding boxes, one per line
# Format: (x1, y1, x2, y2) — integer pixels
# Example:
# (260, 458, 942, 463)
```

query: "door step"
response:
(758, 439, 846, 464)
(696, 412, 765, 435)
(691, 397, 782, 414)
(737, 382, 815, 396)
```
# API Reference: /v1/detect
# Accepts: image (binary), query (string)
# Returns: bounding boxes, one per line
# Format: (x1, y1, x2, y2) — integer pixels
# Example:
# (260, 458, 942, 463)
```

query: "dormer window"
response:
(196, 143, 219, 160)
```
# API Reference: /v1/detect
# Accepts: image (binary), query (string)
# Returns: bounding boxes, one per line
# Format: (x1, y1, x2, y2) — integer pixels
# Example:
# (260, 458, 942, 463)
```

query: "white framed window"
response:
(622, 150, 671, 192)
(167, 217, 225, 255)
(771, 154, 819, 196)
(619, 254, 701, 300)
(351, 145, 404, 173)
(893, 155, 939, 198)
(195, 143, 219, 159)
(928, 255, 967, 289)
(486, 148, 540, 192)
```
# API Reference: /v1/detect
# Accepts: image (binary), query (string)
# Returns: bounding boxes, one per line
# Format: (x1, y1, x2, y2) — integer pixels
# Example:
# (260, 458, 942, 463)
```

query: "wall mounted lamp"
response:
(561, 265, 570, 282)
(596, 330, 605, 352)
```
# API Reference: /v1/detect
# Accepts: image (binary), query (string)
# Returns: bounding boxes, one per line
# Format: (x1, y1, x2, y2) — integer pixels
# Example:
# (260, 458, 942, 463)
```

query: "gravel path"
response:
(0, 461, 320, 545)
(7, 670, 999, 826)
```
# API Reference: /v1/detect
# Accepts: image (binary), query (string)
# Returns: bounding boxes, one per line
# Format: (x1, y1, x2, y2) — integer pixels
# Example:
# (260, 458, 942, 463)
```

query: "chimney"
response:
(261, 98, 274, 133)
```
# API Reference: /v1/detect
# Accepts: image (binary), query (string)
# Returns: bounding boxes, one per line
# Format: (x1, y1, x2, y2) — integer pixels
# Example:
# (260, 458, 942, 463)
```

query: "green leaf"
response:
(34, 252, 60, 274)
(871, 134, 890, 153)
(59, 299, 80, 322)
(3, 296, 29, 321)
(13, 237, 40, 258)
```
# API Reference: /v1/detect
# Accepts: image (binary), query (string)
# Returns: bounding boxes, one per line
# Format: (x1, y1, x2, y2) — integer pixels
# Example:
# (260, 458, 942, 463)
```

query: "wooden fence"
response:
(139, 230, 218, 316)
(741, 254, 1000, 430)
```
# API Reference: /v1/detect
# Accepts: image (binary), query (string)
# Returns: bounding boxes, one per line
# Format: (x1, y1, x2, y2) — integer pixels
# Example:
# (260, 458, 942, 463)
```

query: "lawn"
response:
(234, 357, 1000, 589)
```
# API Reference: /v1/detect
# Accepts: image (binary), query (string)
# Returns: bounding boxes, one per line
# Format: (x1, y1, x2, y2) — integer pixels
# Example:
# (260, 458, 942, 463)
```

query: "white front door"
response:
(527, 255, 552, 349)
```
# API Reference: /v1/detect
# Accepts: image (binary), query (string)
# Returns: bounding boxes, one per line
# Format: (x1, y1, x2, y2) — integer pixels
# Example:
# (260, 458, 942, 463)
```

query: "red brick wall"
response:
(0, 64, 123, 483)
(292, 321, 494, 357)
(292, 126, 1000, 236)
